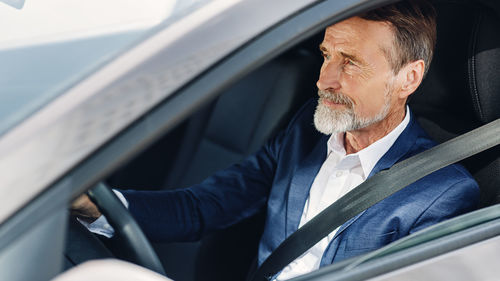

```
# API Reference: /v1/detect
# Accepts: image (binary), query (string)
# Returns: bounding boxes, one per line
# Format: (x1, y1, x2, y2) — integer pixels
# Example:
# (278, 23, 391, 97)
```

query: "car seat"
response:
(106, 40, 322, 281)
(410, 0, 500, 206)
(164, 46, 322, 281)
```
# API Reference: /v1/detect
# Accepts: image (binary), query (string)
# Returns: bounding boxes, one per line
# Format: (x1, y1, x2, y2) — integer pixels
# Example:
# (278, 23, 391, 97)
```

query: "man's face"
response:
(315, 17, 400, 135)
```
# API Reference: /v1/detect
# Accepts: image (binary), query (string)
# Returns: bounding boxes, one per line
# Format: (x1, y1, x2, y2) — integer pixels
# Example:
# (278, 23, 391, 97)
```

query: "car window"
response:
(0, 0, 210, 137)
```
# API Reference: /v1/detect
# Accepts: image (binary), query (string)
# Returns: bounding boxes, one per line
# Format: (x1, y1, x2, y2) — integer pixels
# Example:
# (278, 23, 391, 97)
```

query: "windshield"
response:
(0, 0, 209, 136)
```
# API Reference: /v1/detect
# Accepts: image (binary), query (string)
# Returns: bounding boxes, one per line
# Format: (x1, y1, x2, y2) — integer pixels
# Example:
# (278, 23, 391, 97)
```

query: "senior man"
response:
(73, 0, 479, 279)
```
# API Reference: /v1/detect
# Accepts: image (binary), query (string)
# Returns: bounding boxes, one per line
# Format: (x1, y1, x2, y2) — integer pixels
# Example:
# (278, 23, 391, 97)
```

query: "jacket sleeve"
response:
(120, 130, 285, 242)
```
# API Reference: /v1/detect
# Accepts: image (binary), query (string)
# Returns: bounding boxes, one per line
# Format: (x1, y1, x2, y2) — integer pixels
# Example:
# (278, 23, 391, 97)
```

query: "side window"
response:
(106, 35, 323, 191)
(0, 0, 196, 136)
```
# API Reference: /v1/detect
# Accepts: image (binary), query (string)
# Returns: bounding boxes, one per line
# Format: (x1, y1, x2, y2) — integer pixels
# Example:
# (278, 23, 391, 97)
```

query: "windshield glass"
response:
(0, 0, 209, 136)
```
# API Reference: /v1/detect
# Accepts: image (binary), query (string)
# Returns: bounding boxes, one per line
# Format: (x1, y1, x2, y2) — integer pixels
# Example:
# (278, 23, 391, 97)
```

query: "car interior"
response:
(64, 0, 500, 280)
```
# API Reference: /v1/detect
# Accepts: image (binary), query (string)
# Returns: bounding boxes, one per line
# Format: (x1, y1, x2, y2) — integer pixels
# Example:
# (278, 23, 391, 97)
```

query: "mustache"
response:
(317, 90, 354, 108)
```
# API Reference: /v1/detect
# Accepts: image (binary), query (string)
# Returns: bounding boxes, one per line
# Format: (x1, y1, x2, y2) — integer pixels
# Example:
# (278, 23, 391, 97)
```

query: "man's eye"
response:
(344, 59, 356, 66)
(322, 53, 331, 60)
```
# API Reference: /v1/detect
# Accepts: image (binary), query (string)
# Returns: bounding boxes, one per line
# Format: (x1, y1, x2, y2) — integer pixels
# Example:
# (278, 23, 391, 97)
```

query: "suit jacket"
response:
(121, 98, 479, 268)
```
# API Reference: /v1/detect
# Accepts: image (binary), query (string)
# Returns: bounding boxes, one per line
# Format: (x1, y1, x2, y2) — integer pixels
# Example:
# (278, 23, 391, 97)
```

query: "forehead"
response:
(322, 17, 393, 56)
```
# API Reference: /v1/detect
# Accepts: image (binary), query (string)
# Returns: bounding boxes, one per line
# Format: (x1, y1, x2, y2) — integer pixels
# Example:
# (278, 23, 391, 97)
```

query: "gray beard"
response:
(313, 91, 391, 135)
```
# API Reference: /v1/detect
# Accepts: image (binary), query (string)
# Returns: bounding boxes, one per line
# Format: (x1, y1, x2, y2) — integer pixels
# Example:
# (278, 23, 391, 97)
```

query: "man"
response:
(73, 1, 479, 280)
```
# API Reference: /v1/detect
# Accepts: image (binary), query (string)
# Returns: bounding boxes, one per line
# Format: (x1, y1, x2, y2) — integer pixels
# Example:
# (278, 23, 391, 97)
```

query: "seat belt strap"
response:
(251, 118, 500, 281)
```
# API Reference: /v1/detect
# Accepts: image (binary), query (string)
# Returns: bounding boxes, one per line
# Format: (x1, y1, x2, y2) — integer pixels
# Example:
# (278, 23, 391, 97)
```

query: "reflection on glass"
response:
(0, 0, 209, 136)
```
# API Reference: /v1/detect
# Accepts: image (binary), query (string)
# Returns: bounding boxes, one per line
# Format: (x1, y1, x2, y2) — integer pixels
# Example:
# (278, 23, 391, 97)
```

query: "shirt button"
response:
(336, 171, 344, 177)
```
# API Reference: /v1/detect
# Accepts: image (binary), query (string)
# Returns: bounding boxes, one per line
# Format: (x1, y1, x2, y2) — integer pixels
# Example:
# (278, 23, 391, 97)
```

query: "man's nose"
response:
(316, 61, 342, 91)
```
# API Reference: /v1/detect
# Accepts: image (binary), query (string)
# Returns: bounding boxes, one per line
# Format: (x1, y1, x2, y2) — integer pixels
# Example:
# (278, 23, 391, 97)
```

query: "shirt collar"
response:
(326, 106, 411, 178)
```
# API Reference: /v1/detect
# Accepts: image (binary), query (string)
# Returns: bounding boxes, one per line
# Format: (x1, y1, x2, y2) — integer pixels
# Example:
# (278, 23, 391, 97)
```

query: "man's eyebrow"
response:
(318, 44, 367, 65)
(340, 51, 366, 65)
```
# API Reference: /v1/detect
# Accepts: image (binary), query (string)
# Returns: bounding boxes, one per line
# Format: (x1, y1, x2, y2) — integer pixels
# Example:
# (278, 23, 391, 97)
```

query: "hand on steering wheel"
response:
(72, 182, 166, 276)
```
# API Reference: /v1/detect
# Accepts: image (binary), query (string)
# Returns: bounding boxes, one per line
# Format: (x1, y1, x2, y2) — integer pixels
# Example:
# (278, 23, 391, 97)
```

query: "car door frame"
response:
(0, 0, 398, 280)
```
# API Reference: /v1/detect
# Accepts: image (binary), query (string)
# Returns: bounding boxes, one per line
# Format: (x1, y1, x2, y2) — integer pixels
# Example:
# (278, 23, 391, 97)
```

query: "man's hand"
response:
(71, 194, 102, 223)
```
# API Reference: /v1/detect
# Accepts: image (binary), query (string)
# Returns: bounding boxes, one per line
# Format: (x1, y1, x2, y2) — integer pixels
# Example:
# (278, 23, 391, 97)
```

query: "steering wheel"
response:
(84, 182, 166, 276)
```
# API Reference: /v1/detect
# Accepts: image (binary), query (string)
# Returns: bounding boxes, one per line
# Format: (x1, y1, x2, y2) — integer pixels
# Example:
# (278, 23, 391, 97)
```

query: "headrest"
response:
(478, 0, 500, 19)
(469, 7, 500, 123)
(410, 0, 500, 136)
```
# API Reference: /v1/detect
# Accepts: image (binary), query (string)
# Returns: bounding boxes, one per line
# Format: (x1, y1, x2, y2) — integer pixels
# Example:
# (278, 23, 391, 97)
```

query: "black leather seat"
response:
(157, 46, 321, 281)
(410, 0, 500, 206)
(187, 47, 322, 281)
(164, 47, 321, 190)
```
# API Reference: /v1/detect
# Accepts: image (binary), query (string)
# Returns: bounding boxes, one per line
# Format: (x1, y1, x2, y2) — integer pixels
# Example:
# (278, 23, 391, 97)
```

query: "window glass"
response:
(0, 0, 209, 136)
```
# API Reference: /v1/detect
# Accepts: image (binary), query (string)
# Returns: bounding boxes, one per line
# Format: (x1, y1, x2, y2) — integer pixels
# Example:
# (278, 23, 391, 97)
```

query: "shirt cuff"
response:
(77, 189, 129, 238)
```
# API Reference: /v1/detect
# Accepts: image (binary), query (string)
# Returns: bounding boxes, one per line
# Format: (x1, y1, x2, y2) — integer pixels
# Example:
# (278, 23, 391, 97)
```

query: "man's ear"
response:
(398, 59, 425, 99)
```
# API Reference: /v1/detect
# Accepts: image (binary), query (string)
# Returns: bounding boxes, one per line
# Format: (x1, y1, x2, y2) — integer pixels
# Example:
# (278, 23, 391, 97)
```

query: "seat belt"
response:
(250, 118, 500, 281)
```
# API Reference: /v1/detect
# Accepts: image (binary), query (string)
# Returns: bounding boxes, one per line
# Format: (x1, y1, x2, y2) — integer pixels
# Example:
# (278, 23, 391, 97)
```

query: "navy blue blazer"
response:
(121, 99, 479, 267)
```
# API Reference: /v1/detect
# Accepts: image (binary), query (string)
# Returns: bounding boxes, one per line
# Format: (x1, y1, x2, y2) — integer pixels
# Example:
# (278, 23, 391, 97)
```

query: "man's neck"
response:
(344, 108, 406, 154)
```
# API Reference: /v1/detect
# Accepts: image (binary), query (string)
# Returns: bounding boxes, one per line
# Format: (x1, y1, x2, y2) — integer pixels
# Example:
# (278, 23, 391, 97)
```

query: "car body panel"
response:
(0, 211, 67, 281)
(368, 235, 500, 281)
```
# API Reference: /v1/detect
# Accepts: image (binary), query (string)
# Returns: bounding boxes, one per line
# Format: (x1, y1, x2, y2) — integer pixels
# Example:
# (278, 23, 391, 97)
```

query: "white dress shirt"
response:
(275, 108, 410, 280)
(87, 108, 410, 280)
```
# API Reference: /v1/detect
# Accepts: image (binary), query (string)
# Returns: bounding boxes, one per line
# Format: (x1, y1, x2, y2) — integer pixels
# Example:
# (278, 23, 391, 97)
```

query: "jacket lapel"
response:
(328, 111, 421, 242)
(285, 135, 329, 237)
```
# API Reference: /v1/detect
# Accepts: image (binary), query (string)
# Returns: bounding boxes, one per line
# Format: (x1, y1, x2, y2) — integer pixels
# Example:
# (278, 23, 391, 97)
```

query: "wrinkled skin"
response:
(316, 17, 425, 154)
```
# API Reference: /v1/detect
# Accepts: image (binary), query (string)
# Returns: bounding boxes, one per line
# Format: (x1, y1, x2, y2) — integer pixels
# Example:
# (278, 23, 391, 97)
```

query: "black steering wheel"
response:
(85, 182, 166, 276)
